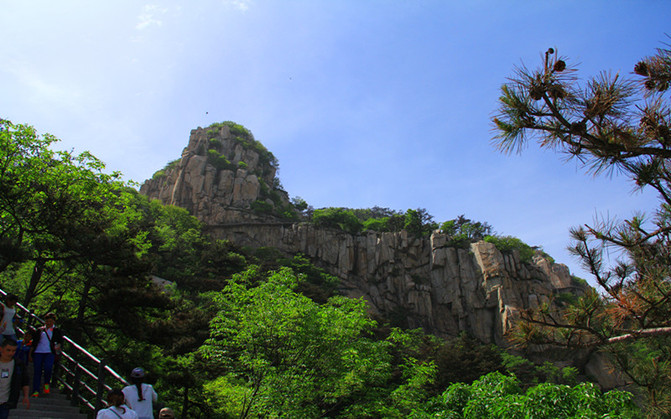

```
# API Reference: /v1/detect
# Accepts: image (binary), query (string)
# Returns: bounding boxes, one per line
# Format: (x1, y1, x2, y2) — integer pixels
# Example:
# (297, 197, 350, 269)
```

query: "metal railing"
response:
(0, 290, 128, 414)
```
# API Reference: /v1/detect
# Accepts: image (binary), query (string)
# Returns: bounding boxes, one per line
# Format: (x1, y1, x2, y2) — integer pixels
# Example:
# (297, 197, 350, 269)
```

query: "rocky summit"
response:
(140, 123, 586, 347)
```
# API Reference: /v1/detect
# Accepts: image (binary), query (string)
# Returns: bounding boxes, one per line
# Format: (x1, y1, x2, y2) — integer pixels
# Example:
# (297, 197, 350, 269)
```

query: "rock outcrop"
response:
(205, 222, 578, 345)
(140, 122, 291, 224)
(140, 122, 584, 346)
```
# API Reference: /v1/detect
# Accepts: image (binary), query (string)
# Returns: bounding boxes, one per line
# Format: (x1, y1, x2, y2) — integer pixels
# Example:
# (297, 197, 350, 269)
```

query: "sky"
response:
(1, 1, 670, 282)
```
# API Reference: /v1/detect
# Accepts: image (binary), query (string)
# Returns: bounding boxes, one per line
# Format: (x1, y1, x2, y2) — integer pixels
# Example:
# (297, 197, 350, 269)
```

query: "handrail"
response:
(0, 289, 128, 414)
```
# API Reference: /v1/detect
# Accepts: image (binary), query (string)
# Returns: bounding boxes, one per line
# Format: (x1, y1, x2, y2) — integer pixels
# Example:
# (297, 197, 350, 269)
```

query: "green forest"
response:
(2, 43, 671, 418)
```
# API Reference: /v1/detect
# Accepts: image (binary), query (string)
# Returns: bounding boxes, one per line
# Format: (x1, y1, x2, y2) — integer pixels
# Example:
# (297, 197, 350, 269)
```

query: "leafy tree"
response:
(492, 43, 671, 414)
(440, 215, 493, 246)
(404, 208, 438, 237)
(200, 267, 391, 418)
(0, 120, 150, 304)
(312, 207, 363, 234)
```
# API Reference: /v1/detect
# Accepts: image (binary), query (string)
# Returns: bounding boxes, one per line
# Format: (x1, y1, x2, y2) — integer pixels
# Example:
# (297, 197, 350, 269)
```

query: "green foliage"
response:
(484, 235, 534, 263)
(250, 199, 273, 216)
(440, 215, 493, 247)
(436, 371, 641, 418)
(208, 137, 222, 149)
(206, 149, 234, 170)
(404, 208, 438, 237)
(151, 159, 181, 179)
(312, 207, 363, 234)
(570, 275, 588, 287)
(363, 217, 392, 232)
(201, 267, 390, 418)
(209, 121, 279, 171)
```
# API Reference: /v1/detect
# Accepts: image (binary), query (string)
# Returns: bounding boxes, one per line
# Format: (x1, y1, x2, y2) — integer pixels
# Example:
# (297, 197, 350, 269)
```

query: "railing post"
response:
(95, 358, 107, 412)
(71, 358, 82, 407)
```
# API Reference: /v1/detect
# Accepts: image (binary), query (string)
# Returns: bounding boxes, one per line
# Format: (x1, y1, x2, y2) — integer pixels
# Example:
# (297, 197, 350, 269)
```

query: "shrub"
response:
(484, 235, 534, 263)
(571, 275, 588, 287)
(207, 149, 234, 170)
(437, 371, 641, 418)
(312, 208, 363, 234)
(208, 138, 222, 149)
(250, 200, 274, 215)
(363, 217, 391, 232)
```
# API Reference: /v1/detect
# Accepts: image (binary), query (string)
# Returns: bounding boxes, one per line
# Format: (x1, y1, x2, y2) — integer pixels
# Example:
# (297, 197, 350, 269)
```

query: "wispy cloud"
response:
(224, 0, 251, 12)
(136, 5, 168, 30)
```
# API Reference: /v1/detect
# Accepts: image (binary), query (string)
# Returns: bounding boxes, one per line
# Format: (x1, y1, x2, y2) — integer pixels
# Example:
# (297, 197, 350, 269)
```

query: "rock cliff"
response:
(140, 123, 584, 346)
(140, 122, 292, 224)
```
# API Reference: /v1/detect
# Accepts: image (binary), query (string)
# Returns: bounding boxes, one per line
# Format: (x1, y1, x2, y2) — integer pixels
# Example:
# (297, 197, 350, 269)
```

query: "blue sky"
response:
(1, 1, 669, 281)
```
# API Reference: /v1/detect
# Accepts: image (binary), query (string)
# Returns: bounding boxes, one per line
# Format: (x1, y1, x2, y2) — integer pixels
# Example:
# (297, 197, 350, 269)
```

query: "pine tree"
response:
(493, 43, 671, 415)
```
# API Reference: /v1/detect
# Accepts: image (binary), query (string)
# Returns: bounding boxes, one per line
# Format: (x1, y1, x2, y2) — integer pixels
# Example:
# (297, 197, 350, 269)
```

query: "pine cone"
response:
(548, 85, 566, 99)
(570, 121, 586, 135)
(553, 60, 566, 72)
(634, 61, 648, 76)
(529, 85, 544, 100)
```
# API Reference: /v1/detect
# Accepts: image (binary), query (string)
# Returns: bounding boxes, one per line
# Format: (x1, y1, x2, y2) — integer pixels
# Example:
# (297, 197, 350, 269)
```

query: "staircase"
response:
(0, 289, 129, 419)
(10, 388, 88, 419)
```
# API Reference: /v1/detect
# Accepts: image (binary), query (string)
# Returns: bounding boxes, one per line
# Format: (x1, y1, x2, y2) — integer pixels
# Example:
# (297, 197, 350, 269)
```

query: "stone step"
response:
(10, 388, 89, 419)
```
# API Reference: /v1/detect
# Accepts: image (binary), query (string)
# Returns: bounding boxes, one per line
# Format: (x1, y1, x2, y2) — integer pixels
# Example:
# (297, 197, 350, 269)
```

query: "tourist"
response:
(122, 367, 157, 419)
(0, 295, 19, 344)
(15, 330, 32, 365)
(158, 407, 175, 418)
(0, 339, 29, 418)
(29, 312, 63, 397)
(97, 388, 138, 419)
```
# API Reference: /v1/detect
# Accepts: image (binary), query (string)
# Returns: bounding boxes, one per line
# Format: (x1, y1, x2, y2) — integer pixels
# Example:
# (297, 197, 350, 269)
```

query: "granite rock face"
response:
(205, 223, 579, 345)
(140, 123, 582, 346)
(140, 123, 290, 224)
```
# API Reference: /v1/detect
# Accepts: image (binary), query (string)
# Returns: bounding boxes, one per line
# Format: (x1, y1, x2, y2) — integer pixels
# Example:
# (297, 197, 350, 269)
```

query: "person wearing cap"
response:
(121, 368, 157, 419)
(158, 407, 175, 419)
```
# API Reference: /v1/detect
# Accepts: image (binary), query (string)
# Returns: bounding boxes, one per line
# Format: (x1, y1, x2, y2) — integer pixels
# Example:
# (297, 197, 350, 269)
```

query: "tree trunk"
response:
(24, 258, 45, 306)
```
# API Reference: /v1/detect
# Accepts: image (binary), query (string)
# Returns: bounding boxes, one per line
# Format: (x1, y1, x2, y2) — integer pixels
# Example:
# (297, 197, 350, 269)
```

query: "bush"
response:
(250, 200, 274, 215)
(484, 235, 534, 263)
(363, 217, 391, 232)
(312, 208, 363, 234)
(436, 371, 641, 418)
(207, 149, 234, 171)
(208, 138, 222, 149)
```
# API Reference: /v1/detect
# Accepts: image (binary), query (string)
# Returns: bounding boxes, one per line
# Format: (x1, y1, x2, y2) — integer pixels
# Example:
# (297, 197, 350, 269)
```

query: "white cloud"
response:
(136, 5, 168, 30)
(224, 0, 251, 12)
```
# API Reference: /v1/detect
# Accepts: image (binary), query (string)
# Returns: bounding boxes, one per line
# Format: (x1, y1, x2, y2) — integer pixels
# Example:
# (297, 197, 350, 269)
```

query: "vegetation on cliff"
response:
(493, 42, 671, 415)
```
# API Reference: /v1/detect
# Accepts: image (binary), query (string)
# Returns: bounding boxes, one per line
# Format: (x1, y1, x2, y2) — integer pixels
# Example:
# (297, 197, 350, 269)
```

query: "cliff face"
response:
(206, 223, 576, 345)
(140, 123, 582, 346)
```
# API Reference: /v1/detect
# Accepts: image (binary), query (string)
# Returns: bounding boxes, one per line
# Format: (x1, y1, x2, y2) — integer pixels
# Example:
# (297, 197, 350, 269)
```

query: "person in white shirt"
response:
(121, 368, 157, 419)
(97, 389, 138, 419)
(0, 295, 19, 344)
(29, 312, 63, 397)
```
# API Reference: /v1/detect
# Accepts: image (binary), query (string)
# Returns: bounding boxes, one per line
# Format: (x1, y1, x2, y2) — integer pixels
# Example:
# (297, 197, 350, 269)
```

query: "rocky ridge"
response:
(140, 123, 585, 346)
